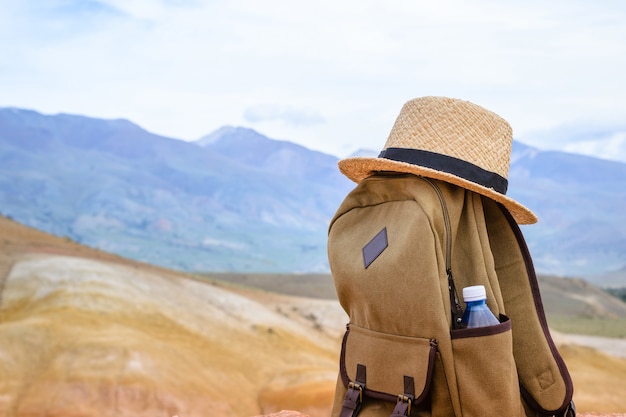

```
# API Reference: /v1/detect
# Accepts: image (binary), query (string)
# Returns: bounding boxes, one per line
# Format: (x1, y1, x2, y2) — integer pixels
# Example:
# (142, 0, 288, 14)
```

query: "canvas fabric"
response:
(328, 174, 573, 417)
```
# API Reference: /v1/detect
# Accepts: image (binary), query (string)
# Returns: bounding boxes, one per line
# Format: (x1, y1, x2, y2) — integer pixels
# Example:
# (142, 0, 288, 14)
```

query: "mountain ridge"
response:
(1, 106, 625, 280)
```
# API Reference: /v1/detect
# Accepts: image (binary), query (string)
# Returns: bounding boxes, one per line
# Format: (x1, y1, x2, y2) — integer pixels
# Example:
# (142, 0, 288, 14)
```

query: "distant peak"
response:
(1, 106, 39, 114)
(195, 126, 267, 147)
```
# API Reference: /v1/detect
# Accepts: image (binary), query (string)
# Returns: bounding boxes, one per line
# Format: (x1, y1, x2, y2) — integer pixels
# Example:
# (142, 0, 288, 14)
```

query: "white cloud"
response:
(95, 0, 169, 19)
(519, 123, 626, 163)
(243, 104, 324, 126)
(2, 0, 626, 160)
(564, 131, 626, 162)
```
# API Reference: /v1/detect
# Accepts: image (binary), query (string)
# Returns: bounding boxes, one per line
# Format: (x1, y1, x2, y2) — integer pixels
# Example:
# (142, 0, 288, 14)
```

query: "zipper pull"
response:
(448, 268, 464, 329)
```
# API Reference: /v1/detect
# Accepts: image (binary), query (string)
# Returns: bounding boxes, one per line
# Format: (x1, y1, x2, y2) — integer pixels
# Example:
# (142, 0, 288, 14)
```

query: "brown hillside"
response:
(1, 216, 626, 415)
(0, 216, 345, 416)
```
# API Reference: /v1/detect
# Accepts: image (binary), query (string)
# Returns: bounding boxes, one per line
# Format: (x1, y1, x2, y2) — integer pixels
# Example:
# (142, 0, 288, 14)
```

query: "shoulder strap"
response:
(484, 199, 574, 415)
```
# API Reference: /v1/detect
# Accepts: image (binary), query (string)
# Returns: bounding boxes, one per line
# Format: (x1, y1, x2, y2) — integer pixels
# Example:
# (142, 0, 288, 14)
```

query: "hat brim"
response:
(338, 156, 538, 225)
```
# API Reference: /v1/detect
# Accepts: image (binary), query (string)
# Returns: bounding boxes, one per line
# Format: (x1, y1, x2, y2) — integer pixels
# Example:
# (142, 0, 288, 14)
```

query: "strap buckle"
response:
(348, 381, 363, 403)
(396, 394, 412, 416)
(391, 376, 415, 417)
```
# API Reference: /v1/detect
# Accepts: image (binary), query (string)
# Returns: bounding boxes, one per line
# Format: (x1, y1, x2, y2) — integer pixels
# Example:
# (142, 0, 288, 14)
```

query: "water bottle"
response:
(460, 285, 500, 328)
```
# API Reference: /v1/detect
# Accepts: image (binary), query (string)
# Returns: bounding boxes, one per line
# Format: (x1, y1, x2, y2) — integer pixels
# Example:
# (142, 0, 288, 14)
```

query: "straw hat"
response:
(338, 96, 537, 224)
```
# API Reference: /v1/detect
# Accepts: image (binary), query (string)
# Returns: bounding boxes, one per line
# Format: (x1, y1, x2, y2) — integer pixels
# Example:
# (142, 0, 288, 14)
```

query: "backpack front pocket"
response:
(340, 323, 437, 413)
(450, 315, 523, 417)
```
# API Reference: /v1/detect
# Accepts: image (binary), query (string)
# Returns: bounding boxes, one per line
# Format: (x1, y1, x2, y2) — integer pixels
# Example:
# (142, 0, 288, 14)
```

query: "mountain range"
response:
(1, 107, 625, 281)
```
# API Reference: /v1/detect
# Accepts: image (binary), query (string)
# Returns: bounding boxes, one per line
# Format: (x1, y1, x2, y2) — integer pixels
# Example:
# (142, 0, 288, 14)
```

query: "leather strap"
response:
(340, 364, 366, 417)
(564, 400, 577, 417)
(390, 376, 415, 417)
(550, 400, 576, 417)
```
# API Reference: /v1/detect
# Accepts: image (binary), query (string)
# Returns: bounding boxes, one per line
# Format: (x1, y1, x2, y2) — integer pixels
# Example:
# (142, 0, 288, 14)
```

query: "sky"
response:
(2, 0, 626, 162)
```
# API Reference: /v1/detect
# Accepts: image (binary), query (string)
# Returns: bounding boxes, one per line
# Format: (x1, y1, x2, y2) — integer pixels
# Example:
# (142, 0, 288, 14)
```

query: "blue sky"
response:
(2, 0, 626, 162)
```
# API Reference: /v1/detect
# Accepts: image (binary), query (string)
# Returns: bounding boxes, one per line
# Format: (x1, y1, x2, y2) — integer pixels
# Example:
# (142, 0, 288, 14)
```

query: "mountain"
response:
(507, 141, 626, 277)
(0, 106, 625, 279)
(196, 125, 344, 184)
(0, 107, 352, 273)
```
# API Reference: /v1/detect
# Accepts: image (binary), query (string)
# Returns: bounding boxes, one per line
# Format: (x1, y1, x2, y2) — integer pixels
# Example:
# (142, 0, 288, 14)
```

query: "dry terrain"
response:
(0, 216, 345, 416)
(1, 215, 625, 416)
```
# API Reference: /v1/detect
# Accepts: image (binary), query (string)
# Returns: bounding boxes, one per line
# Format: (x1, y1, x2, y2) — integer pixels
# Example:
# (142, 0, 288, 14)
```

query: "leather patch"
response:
(362, 227, 388, 269)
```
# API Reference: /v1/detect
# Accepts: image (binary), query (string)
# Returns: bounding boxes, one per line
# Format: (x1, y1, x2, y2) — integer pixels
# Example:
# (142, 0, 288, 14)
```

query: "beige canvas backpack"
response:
(328, 174, 575, 417)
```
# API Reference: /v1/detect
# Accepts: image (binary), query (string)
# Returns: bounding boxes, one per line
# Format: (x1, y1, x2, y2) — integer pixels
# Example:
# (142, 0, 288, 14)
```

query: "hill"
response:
(1, 215, 626, 414)
(0, 215, 345, 416)
(205, 271, 626, 339)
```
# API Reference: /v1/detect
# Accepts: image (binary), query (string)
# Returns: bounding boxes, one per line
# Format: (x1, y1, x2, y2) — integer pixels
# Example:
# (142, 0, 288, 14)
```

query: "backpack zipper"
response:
(422, 178, 464, 329)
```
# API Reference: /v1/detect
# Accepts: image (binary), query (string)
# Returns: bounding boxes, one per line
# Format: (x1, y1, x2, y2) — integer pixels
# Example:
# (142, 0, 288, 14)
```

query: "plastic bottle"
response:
(460, 285, 500, 328)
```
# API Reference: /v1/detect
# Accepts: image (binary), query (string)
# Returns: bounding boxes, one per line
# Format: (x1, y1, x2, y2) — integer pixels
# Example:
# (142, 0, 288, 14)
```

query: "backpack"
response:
(328, 173, 575, 417)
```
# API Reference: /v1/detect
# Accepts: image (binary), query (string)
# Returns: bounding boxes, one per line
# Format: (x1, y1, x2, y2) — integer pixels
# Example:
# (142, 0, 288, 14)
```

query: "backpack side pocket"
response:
(450, 315, 523, 417)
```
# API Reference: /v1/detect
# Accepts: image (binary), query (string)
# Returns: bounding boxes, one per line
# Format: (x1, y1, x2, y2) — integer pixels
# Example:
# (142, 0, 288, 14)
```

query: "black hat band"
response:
(378, 147, 508, 194)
